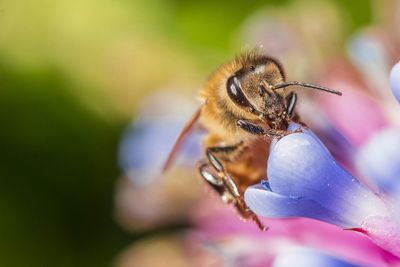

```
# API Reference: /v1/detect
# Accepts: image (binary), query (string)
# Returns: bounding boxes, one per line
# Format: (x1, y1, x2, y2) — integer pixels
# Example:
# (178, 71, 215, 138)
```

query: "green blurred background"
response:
(0, 0, 373, 266)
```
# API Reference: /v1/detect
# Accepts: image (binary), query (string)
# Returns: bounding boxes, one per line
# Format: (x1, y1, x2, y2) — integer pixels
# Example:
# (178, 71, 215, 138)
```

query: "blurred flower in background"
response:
(115, 92, 203, 230)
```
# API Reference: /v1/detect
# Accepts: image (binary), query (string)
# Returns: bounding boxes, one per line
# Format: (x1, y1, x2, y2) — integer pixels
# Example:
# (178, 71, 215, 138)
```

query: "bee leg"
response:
(200, 155, 267, 231)
(236, 119, 266, 135)
(199, 163, 224, 192)
(199, 163, 237, 203)
(285, 92, 297, 118)
(237, 119, 301, 139)
(236, 119, 283, 138)
(206, 141, 244, 169)
(223, 172, 268, 231)
(206, 149, 225, 173)
(234, 196, 268, 231)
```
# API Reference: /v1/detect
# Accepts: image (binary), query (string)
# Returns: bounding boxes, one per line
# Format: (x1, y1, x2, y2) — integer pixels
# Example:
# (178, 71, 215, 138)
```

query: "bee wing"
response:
(162, 107, 202, 173)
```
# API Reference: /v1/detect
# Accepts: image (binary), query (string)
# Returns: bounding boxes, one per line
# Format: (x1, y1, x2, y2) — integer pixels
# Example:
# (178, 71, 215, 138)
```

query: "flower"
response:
(355, 127, 400, 196)
(118, 92, 202, 187)
(391, 61, 400, 103)
(115, 92, 204, 230)
(244, 124, 390, 228)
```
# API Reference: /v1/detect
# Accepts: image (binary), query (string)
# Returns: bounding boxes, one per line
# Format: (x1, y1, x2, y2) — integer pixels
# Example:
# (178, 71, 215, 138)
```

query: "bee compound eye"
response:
(226, 76, 252, 108)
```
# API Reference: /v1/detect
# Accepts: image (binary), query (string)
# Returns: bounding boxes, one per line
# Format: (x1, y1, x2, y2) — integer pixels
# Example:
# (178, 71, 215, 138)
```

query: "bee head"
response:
(226, 55, 288, 121)
(226, 52, 341, 124)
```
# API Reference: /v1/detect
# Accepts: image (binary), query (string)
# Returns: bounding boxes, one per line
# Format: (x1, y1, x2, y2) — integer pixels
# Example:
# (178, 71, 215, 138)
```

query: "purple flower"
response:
(118, 92, 203, 187)
(244, 123, 400, 257)
(351, 62, 400, 205)
(355, 128, 400, 197)
(390, 61, 400, 103)
(347, 32, 390, 96)
(245, 124, 389, 227)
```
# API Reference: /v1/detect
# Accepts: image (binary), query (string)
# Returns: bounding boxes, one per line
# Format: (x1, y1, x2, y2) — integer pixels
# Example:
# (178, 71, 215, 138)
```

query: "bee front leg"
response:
(236, 119, 285, 138)
(236, 119, 302, 139)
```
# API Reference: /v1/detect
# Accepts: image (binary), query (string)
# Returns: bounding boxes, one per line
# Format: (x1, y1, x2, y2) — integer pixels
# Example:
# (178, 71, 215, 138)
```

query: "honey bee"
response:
(163, 50, 341, 230)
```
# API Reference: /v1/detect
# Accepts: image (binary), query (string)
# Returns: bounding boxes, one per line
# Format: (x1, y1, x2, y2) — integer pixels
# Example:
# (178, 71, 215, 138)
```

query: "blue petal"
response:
(347, 34, 389, 83)
(390, 61, 400, 103)
(246, 124, 388, 227)
(272, 248, 363, 267)
(118, 101, 203, 187)
(119, 120, 184, 170)
(355, 128, 400, 196)
(245, 184, 354, 227)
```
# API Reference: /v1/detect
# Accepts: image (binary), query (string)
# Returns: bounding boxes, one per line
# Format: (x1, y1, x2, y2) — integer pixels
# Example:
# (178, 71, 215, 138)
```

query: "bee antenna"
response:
(272, 81, 342, 96)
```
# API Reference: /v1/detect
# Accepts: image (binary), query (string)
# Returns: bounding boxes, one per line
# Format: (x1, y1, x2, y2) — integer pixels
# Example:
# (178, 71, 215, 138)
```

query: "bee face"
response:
(226, 55, 288, 122)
